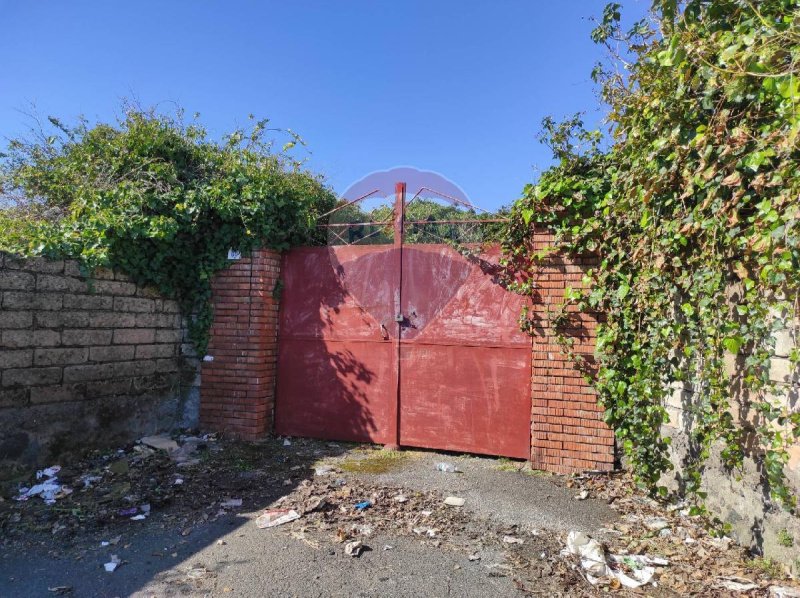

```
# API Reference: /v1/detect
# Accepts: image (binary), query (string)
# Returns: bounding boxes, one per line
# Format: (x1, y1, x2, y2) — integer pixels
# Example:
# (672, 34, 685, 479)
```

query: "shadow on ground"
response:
(0, 438, 608, 597)
(0, 436, 355, 597)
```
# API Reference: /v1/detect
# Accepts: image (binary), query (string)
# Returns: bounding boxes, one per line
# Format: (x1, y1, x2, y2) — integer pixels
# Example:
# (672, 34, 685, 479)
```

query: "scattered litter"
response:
(352, 524, 373, 536)
(186, 566, 209, 580)
(436, 462, 460, 473)
(37, 465, 61, 479)
(139, 435, 179, 452)
(503, 535, 524, 545)
(344, 540, 365, 557)
(17, 464, 70, 504)
(283, 439, 292, 447)
(575, 490, 589, 500)
(715, 576, 758, 591)
(563, 531, 668, 588)
(16, 479, 72, 505)
(104, 555, 121, 573)
(4, 436, 773, 597)
(220, 498, 243, 508)
(413, 527, 438, 537)
(255, 509, 300, 528)
(47, 586, 72, 594)
(563, 532, 608, 577)
(354, 501, 372, 511)
(443, 496, 465, 507)
(644, 517, 669, 531)
(217, 539, 226, 545)
(130, 504, 151, 520)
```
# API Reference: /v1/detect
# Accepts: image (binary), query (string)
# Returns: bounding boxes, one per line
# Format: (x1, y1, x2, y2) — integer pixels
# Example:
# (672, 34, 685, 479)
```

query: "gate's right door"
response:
(398, 244, 532, 459)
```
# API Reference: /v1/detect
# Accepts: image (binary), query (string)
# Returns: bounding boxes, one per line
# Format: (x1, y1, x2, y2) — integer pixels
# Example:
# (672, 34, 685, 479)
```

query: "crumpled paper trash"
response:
(16, 465, 72, 505)
(255, 509, 300, 528)
(563, 531, 668, 588)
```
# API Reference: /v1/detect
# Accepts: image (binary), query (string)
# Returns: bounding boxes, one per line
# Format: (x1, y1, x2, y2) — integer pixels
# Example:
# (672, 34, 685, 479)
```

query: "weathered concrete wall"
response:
(0, 253, 200, 473)
(664, 318, 800, 570)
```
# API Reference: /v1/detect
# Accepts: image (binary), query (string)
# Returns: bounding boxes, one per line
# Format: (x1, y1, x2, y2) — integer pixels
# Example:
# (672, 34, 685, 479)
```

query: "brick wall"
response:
(199, 243, 613, 471)
(200, 249, 280, 440)
(528, 230, 615, 473)
(0, 253, 200, 468)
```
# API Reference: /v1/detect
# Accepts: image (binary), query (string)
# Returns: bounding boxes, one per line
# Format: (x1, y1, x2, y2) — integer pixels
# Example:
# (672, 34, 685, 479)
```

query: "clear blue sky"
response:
(0, 1, 649, 211)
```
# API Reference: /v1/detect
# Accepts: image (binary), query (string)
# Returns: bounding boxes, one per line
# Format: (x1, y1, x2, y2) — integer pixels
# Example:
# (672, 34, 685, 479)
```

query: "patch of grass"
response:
(494, 458, 551, 477)
(746, 557, 784, 578)
(777, 529, 794, 548)
(214, 443, 266, 472)
(339, 450, 408, 474)
(524, 468, 553, 477)
(230, 457, 256, 472)
(495, 458, 521, 472)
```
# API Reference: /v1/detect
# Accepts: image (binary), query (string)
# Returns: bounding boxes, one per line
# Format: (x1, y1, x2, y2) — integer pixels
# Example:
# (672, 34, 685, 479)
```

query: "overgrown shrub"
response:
(503, 0, 799, 507)
(0, 108, 336, 353)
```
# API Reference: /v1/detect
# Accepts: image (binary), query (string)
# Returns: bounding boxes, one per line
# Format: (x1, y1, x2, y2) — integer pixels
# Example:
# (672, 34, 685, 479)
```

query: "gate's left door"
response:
(274, 245, 400, 443)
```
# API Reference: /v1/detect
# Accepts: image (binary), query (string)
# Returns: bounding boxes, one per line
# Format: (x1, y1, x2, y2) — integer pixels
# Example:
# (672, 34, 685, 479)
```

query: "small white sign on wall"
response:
(227, 248, 242, 260)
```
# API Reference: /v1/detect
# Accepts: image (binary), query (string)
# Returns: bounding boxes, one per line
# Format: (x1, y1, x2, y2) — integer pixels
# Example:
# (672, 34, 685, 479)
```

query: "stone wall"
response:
(0, 253, 199, 471)
(664, 316, 800, 570)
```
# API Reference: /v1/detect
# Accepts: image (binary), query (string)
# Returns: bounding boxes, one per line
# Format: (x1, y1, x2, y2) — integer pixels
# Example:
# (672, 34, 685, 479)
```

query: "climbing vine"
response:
(503, 0, 800, 507)
(0, 107, 335, 354)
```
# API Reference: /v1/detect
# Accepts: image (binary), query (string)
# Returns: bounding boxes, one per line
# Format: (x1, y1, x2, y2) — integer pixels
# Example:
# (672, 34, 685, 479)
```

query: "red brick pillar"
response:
(528, 231, 615, 473)
(200, 249, 280, 440)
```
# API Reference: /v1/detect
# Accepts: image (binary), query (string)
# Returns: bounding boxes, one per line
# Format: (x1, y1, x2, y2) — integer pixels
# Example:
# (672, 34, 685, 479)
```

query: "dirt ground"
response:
(0, 435, 798, 597)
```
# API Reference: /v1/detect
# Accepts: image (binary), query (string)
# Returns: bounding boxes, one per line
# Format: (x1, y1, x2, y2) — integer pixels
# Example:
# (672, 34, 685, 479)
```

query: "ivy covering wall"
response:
(503, 0, 799, 508)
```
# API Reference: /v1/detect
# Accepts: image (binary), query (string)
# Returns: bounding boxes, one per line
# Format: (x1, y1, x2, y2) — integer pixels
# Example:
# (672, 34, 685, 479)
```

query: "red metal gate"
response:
(274, 184, 532, 458)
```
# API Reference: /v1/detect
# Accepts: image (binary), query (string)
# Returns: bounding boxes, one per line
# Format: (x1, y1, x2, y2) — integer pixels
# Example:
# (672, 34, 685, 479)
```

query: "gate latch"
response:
(394, 313, 404, 323)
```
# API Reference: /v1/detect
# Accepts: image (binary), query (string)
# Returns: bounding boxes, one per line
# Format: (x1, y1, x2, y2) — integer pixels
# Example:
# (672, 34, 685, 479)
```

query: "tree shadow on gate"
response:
(273, 245, 399, 445)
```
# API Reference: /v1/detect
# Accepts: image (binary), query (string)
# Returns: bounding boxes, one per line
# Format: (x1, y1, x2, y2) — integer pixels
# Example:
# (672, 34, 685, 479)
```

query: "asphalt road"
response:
(0, 444, 616, 597)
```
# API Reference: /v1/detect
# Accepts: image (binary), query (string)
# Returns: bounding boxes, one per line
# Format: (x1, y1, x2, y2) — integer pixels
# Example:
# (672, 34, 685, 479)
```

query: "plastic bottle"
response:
(436, 462, 459, 473)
